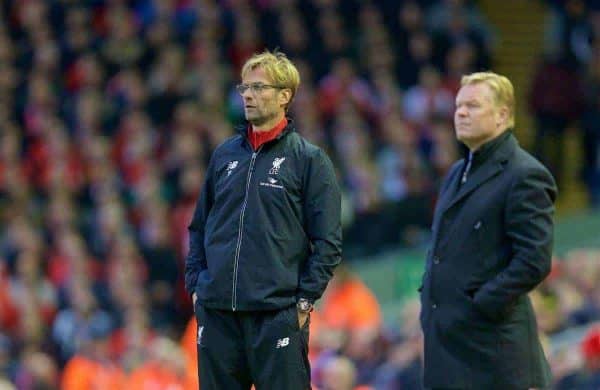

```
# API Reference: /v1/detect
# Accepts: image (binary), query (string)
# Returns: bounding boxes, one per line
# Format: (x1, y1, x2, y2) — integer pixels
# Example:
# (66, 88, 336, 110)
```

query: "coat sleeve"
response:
(473, 166, 557, 321)
(297, 148, 342, 302)
(184, 157, 215, 295)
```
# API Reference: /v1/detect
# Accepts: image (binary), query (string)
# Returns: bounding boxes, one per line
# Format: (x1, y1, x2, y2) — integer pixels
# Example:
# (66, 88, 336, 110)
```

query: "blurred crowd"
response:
(533, 249, 600, 389)
(312, 249, 600, 389)
(0, 0, 597, 388)
(533, 0, 600, 204)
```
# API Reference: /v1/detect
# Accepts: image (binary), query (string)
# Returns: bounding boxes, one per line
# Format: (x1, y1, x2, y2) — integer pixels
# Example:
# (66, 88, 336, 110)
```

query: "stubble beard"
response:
(246, 109, 278, 127)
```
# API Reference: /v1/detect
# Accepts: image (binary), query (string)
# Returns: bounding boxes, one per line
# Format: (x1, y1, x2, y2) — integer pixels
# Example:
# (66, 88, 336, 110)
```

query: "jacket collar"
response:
(441, 130, 517, 214)
(236, 117, 296, 143)
(461, 129, 513, 167)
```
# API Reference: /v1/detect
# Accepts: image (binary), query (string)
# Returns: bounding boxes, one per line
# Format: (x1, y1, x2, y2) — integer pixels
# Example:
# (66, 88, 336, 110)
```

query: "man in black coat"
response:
(419, 71, 557, 389)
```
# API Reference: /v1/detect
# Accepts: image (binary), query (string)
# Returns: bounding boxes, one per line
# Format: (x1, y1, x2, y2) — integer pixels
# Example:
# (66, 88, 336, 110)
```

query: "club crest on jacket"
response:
(269, 157, 286, 175)
(226, 160, 238, 176)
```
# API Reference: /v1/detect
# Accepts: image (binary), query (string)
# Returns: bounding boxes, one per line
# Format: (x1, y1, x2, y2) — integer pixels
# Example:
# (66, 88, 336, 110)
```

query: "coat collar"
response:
(459, 129, 513, 167)
(441, 131, 517, 214)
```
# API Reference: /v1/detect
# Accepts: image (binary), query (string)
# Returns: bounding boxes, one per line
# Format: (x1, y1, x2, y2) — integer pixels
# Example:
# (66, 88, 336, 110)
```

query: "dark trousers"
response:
(195, 304, 311, 390)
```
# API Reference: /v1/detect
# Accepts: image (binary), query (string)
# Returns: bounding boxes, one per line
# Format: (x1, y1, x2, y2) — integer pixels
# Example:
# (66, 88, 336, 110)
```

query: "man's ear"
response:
(279, 89, 292, 108)
(497, 105, 509, 127)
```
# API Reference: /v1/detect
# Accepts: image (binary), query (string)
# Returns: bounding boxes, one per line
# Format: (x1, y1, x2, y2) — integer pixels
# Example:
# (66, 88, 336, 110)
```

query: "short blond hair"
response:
(241, 50, 300, 111)
(461, 71, 515, 129)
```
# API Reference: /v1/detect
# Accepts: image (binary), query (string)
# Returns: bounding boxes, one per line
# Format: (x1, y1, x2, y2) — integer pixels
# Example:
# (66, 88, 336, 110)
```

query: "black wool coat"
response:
(419, 131, 557, 389)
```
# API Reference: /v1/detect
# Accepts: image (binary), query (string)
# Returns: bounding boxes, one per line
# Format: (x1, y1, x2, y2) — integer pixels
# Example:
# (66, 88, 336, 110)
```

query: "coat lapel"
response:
(441, 163, 502, 214)
(436, 163, 463, 216)
(429, 162, 463, 244)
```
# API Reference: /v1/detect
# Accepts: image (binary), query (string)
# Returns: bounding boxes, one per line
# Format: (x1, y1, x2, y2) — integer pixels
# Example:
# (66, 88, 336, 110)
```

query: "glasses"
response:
(235, 83, 284, 95)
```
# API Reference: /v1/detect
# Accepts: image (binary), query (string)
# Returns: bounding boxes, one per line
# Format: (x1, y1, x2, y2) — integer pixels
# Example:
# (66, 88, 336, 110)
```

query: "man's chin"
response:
(246, 115, 272, 126)
(456, 133, 476, 149)
(456, 131, 469, 143)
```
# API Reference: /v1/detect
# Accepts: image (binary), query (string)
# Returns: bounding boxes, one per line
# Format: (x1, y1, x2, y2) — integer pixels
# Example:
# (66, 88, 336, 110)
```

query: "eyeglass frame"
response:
(235, 82, 287, 95)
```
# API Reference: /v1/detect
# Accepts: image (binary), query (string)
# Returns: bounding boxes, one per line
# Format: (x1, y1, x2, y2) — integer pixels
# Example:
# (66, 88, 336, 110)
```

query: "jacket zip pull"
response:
(232, 148, 261, 311)
(461, 151, 473, 184)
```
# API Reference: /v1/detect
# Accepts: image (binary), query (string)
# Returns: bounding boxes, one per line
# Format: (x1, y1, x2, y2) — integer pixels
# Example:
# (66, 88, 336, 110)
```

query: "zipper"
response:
(232, 145, 262, 311)
(461, 151, 473, 184)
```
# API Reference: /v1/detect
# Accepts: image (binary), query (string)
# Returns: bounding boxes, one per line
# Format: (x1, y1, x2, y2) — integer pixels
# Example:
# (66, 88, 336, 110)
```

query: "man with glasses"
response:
(185, 50, 342, 389)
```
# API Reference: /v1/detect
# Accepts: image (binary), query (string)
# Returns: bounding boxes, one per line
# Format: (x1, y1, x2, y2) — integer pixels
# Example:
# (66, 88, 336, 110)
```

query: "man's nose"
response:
(242, 88, 254, 99)
(455, 106, 467, 117)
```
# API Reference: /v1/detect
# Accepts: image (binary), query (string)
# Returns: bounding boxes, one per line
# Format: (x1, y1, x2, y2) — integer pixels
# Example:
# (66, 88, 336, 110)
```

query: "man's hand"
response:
(298, 311, 309, 328)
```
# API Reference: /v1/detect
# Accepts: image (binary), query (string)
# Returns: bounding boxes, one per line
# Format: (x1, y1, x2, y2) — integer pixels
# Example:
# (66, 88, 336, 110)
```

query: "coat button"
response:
(474, 220, 482, 229)
(432, 303, 437, 309)
(433, 256, 440, 264)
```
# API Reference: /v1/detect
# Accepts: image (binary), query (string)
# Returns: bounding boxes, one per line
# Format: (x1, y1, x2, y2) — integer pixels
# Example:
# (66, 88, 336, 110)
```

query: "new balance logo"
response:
(276, 337, 290, 348)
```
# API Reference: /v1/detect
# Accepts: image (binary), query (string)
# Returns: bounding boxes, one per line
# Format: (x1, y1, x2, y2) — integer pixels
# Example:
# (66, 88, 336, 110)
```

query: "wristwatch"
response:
(296, 298, 313, 313)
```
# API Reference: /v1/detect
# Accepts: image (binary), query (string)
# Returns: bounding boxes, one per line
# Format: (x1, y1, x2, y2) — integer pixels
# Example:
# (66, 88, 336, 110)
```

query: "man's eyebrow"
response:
(456, 97, 479, 104)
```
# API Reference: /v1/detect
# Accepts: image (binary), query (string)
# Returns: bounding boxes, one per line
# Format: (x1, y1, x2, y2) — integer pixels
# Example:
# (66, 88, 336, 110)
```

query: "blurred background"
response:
(0, 0, 599, 389)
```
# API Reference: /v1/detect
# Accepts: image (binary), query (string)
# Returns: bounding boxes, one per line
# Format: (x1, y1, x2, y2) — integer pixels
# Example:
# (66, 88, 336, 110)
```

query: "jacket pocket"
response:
(458, 286, 495, 326)
(282, 305, 302, 332)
